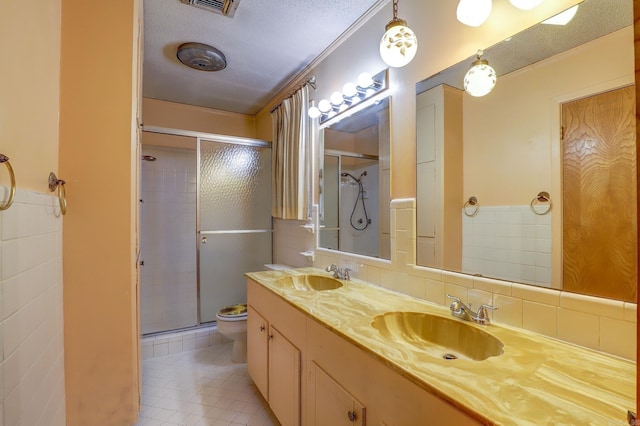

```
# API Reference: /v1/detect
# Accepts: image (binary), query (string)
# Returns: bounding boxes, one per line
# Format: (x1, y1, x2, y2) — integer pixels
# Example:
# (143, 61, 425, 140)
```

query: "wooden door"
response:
(312, 362, 365, 426)
(562, 85, 637, 301)
(247, 305, 269, 399)
(269, 326, 301, 426)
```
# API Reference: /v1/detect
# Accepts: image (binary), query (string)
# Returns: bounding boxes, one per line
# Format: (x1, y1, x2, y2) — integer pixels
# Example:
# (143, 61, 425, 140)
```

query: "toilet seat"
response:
(217, 304, 247, 321)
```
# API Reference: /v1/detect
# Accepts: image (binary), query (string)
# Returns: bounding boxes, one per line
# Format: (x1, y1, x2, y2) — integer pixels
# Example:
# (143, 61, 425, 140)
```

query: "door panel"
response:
(562, 86, 637, 301)
(199, 140, 272, 322)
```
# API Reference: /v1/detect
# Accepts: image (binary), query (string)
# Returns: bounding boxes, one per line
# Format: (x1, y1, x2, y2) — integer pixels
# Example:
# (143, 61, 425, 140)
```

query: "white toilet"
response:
(217, 265, 292, 363)
(216, 304, 248, 363)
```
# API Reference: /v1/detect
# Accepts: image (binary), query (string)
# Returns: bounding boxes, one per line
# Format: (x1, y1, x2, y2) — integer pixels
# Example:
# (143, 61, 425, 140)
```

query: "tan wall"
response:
(256, 0, 581, 199)
(143, 97, 257, 138)
(464, 27, 634, 206)
(59, 0, 141, 424)
(0, 1, 61, 192)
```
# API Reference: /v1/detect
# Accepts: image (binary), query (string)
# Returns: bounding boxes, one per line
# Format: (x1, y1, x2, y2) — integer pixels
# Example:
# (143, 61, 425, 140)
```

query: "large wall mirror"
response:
(415, 0, 636, 302)
(319, 97, 391, 259)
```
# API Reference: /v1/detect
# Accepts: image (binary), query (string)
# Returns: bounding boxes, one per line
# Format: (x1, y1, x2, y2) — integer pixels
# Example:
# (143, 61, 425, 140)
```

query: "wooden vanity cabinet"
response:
(246, 305, 268, 398)
(248, 278, 479, 425)
(247, 279, 306, 425)
(310, 361, 365, 426)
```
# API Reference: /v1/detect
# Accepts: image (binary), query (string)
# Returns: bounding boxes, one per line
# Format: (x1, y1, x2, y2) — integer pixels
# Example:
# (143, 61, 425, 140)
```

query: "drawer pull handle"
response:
(347, 410, 357, 422)
(260, 325, 265, 332)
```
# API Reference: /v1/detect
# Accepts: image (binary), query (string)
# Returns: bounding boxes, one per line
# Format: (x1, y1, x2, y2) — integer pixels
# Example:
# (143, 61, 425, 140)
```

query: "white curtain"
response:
(271, 85, 311, 220)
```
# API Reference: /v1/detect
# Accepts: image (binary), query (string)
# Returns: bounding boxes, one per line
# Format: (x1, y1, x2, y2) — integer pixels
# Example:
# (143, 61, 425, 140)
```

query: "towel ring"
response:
(48, 172, 67, 215)
(0, 154, 16, 211)
(463, 196, 479, 217)
(530, 191, 552, 215)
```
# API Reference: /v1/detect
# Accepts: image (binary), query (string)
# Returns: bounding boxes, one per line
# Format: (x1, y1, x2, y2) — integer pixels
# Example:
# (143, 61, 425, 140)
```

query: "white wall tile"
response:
(558, 309, 600, 350)
(0, 188, 65, 425)
(303, 198, 636, 359)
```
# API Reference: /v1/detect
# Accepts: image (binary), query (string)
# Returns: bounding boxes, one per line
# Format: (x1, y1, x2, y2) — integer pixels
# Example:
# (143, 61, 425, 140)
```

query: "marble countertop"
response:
(246, 267, 636, 425)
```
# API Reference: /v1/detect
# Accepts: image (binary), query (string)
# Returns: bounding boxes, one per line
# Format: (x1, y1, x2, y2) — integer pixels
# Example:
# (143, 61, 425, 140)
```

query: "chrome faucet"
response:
(325, 264, 351, 280)
(446, 294, 497, 325)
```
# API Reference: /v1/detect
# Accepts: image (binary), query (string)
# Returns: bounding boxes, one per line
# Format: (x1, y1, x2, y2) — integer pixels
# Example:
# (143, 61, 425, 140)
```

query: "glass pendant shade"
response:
(379, 19, 418, 68)
(464, 58, 496, 97)
(542, 5, 578, 25)
(509, 0, 543, 10)
(456, 0, 492, 27)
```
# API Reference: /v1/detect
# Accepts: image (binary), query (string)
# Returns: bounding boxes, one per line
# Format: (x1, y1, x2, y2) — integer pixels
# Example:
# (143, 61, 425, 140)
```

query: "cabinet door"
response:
(247, 305, 268, 399)
(269, 326, 301, 426)
(312, 362, 365, 426)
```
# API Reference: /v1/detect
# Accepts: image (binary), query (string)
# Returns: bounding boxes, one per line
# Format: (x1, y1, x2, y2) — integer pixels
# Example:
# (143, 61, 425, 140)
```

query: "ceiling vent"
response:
(180, 0, 241, 17)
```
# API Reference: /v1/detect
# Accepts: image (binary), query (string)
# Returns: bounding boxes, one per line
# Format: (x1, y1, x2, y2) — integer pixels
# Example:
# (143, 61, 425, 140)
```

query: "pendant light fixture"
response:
(542, 4, 578, 25)
(509, 0, 544, 10)
(379, 0, 417, 68)
(463, 51, 496, 97)
(456, 0, 492, 27)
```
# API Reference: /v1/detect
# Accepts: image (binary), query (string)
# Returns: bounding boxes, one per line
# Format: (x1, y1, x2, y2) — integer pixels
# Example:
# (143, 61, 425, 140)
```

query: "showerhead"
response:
(341, 172, 359, 183)
(142, 155, 157, 162)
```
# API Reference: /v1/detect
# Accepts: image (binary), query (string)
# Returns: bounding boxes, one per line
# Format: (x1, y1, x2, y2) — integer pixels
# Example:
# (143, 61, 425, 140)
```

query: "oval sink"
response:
(273, 275, 344, 291)
(371, 311, 504, 361)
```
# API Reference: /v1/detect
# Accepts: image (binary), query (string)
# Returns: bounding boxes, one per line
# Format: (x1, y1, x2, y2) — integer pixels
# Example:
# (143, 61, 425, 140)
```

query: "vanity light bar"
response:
(308, 69, 387, 123)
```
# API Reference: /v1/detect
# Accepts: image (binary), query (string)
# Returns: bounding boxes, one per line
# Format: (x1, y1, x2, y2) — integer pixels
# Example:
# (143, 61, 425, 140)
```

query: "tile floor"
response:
(135, 342, 279, 426)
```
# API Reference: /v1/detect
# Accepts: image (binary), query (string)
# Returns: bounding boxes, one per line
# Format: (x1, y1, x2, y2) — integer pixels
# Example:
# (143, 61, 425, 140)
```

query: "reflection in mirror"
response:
(415, 0, 636, 301)
(319, 97, 390, 259)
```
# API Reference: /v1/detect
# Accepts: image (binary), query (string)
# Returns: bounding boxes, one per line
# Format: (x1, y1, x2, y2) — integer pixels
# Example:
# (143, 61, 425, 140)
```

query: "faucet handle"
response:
(343, 268, 351, 280)
(446, 293, 461, 310)
(476, 304, 497, 324)
(325, 264, 337, 272)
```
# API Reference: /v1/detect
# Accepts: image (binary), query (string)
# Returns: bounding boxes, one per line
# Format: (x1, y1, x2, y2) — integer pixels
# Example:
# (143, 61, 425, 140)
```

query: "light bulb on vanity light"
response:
(379, 0, 417, 67)
(509, 0, 543, 10)
(456, 0, 492, 27)
(308, 106, 321, 119)
(342, 82, 358, 98)
(330, 91, 344, 106)
(463, 51, 496, 97)
(317, 99, 332, 113)
(356, 72, 374, 89)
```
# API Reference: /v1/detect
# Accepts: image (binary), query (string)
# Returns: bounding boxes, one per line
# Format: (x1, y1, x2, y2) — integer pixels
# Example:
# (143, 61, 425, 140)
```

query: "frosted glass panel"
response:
(199, 232, 272, 322)
(198, 140, 272, 323)
(200, 141, 271, 230)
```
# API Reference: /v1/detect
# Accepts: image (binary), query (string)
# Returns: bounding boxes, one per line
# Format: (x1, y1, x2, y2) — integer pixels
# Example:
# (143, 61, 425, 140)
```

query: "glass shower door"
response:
(198, 139, 272, 323)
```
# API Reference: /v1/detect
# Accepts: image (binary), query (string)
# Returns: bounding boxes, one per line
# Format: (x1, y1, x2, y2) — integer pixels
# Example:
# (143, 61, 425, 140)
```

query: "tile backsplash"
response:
(0, 187, 66, 426)
(309, 198, 637, 361)
(462, 205, 552, 287)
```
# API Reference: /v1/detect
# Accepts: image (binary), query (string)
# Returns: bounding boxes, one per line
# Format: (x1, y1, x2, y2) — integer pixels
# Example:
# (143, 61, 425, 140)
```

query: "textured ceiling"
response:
(143, 0, 383, 115)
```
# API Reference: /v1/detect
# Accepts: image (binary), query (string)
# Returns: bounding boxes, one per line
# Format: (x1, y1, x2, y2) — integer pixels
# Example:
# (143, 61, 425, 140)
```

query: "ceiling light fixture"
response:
(463, 51, 496, 97)
(542, 5, 578, 25)
(456, 0, 492, 27)
(379, 0, 417, 68)
(308, 70, 387, 122)
(509, 0, 544, 10)
(176, 42, 227, 71)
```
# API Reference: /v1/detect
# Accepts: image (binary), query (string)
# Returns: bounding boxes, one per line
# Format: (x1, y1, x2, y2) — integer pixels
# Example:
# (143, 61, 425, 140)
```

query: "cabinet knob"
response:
(347, 410, 357, 422)
(268, 333, 273, 340)
(260, 325, 265, 332)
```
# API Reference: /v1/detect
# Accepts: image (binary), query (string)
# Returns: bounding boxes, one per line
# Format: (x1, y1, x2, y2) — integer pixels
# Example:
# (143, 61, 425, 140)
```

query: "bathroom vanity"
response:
(246, 268, 635, 425)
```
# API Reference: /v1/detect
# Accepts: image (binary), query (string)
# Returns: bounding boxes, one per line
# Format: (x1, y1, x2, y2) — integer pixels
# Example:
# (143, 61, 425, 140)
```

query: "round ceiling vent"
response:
(176, 42, 227, 72)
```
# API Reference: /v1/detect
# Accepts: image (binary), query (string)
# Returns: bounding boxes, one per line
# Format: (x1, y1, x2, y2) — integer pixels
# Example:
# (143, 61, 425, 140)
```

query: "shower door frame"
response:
(141, 125, 272, 329)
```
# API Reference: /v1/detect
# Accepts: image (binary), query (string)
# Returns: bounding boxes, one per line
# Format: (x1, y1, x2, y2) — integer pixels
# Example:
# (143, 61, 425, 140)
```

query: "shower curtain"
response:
(271, 84, 311, 220)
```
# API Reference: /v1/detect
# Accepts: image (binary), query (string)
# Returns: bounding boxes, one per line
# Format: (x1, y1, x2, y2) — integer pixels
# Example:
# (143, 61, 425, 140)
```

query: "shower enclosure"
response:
(140, 133, 271, 335)
(320, 151, 380, 257)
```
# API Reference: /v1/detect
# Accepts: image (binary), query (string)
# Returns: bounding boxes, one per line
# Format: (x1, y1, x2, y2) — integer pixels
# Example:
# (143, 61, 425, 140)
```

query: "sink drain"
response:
(442, 353, 458, 360)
